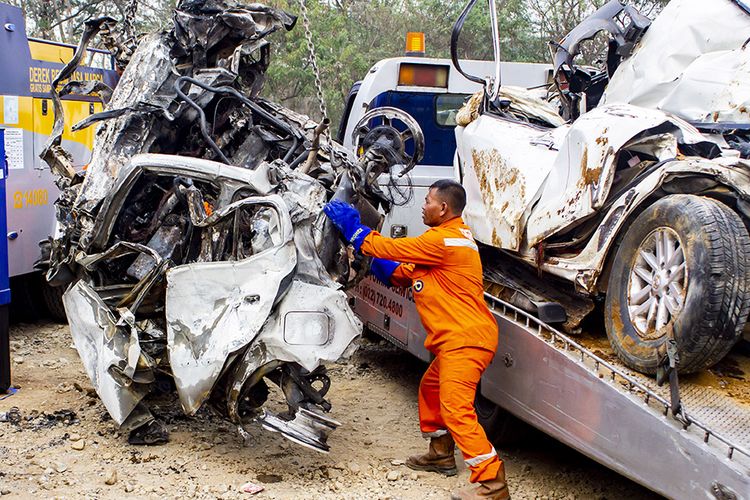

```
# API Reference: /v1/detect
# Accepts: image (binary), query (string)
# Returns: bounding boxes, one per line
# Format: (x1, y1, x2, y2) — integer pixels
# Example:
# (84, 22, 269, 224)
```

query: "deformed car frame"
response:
(41, 0, 424, 451)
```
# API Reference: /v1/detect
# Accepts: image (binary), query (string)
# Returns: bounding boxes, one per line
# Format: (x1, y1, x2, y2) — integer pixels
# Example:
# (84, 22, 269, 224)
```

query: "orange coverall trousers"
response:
(419, 346, 500, 483)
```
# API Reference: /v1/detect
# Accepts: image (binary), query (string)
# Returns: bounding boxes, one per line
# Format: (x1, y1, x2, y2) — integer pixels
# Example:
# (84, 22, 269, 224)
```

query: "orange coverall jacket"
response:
(360, 217, 498, 354)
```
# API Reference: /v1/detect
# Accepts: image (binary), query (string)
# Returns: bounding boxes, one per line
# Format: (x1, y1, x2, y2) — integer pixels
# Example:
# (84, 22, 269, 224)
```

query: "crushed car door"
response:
(165, 194, 297, 414)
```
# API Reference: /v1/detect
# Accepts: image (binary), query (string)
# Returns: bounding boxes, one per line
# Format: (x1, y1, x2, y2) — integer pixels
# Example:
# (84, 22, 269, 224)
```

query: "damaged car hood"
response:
(459, 103, 716, 250)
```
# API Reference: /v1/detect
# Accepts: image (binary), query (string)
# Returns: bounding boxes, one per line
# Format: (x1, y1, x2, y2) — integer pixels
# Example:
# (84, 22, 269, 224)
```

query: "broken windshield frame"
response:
(450, 0, 496, 89)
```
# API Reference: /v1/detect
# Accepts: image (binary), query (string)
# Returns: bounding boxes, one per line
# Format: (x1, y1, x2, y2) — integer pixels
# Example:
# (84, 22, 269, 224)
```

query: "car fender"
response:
(534, 157, 750, 294)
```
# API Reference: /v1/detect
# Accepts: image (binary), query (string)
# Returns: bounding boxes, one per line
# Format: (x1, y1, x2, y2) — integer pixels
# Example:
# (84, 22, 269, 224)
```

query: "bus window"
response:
(435, 94, 467, 127)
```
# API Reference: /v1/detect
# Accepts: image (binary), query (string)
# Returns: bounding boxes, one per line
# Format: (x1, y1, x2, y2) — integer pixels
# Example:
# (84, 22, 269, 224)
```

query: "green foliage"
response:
(415, 0, 543, 61)
(7, 0, 175, 42)
(11, 0, 669, 133)
(264, 0, 546, 132)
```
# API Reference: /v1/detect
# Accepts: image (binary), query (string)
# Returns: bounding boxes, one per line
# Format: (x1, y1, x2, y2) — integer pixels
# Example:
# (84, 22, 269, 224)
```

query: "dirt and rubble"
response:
(576, 330, 750, 407)
(1, 320, 660, 499)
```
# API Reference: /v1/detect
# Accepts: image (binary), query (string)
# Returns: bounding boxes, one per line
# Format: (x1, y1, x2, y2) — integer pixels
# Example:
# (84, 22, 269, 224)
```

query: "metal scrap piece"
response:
(61, 80, 115, 106)
(63, 281, 150, 425)
(258, 407, 340, 453)
(166, 195, 296, 414)
(40, 16, 116, 184)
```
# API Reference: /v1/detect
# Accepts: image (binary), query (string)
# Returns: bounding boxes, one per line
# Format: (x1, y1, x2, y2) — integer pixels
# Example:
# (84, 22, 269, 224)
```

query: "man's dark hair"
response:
(430, 179, 466, 214)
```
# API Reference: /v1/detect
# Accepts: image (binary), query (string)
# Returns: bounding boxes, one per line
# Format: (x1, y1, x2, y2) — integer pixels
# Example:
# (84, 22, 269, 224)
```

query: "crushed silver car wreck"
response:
(453, 0, 750, 376)
(40, 0, 424, 451)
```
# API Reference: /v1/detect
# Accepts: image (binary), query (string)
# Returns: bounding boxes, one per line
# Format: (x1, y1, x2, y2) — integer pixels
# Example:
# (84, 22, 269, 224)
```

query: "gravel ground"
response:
(0, 320, 661, 499)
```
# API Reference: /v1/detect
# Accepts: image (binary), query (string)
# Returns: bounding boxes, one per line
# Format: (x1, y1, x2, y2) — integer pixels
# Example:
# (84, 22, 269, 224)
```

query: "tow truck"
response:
(339, 33, 551, 360)
(344, 1, 750, 497)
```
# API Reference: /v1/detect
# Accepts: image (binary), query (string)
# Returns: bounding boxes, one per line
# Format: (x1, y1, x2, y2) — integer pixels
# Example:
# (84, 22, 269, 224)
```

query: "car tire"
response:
(475, 387, 529, 446)
(605, 195, 750, 374)
(40, 278, 67, 322)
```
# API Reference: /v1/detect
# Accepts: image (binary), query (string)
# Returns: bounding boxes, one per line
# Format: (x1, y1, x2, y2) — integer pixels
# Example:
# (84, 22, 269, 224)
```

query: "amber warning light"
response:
(405, 32, 425, 56)
(398, 63, 449, 88)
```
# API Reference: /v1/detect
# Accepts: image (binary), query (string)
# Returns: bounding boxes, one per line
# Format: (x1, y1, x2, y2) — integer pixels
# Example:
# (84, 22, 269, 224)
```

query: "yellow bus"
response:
(0, 2, 118, 317)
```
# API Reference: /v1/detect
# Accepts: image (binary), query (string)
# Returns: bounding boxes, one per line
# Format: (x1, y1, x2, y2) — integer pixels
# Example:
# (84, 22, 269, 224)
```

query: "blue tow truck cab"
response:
(0, 130, 11, 392)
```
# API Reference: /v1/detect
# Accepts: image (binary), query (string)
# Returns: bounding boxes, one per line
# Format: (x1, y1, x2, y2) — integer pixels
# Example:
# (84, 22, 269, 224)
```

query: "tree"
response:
(9, 0, 671, 131)
(7, 0, 175, 44)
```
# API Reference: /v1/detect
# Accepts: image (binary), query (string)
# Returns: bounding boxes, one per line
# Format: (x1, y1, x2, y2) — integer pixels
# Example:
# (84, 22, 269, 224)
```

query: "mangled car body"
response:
(41, 1, 423, 450)
(453, 0, 750, 375)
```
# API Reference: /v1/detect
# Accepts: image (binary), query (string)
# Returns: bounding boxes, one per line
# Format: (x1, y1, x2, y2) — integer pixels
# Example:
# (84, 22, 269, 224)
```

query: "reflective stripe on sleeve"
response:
(464, 446, 497, 467)
(443, 238, 478, 251)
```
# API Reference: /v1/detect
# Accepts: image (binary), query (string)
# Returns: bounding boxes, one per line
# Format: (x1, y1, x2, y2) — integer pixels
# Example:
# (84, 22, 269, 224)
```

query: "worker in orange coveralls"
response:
(324, 180, 508, 500)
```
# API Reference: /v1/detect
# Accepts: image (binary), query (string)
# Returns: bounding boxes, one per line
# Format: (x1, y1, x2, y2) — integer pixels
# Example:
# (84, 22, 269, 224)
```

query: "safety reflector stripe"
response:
(465, 447, 497, 467)
(422, 429, 449, 438)
(444, 238, 478, 251)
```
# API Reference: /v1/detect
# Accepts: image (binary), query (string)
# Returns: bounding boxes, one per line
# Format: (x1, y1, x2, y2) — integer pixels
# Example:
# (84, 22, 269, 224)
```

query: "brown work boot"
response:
(405, 433, 457, 476)
(450, 463, 510, 500)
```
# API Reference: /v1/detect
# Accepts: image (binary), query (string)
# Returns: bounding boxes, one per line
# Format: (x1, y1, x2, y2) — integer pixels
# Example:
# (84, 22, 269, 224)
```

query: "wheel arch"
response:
(594, 173, 750, 295)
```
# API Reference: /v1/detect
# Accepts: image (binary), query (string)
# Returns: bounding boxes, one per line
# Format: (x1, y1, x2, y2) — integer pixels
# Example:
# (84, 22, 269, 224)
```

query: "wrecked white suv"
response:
(453, 0, 750, 375)
(40, 1, 424, 450)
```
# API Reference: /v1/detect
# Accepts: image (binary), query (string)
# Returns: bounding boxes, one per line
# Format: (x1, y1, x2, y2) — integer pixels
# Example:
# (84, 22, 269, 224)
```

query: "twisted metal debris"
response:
(40, 0, 424, 452)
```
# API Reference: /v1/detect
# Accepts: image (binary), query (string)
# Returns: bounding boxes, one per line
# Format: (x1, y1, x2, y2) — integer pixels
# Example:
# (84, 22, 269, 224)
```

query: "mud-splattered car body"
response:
(454, 0, 750, 375)
(41, 0, 423, 451)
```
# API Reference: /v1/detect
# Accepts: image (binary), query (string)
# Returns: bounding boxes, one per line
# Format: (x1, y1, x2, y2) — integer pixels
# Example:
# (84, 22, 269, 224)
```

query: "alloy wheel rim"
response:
(627, 227, 688, 339)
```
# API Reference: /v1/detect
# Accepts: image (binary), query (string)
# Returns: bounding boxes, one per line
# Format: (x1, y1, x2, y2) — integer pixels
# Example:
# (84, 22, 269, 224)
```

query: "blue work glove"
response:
(370, 258, 400, 286)
(323, 199, 372, 252)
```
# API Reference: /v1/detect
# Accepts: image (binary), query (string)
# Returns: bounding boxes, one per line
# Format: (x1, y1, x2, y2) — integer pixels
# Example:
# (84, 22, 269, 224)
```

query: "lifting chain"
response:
(122, 0, 139, 42)
(295, 0, 330, 142)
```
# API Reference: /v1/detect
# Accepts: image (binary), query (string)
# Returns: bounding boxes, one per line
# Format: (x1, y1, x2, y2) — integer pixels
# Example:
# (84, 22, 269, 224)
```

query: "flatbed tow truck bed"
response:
(352, 279, 750, 498)
(482, 296, 750, 499)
